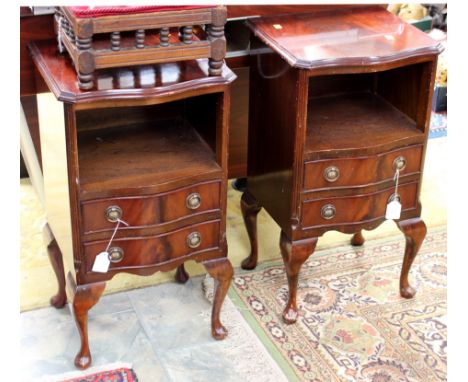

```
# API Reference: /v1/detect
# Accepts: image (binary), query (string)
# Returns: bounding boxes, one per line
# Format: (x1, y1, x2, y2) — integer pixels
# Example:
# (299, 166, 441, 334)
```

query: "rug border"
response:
(228, 287, 301, 382)
(37, 362, 134, 382)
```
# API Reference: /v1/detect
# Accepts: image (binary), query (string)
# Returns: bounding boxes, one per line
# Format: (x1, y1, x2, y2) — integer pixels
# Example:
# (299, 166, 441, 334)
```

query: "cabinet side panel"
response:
(37, 94, 76, 282)
(247, 38, 304, 235)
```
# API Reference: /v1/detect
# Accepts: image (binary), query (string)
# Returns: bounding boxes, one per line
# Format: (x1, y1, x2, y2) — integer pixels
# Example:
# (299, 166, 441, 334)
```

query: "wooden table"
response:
(30, 39, 235, 369)
(240, 6, 443, 323)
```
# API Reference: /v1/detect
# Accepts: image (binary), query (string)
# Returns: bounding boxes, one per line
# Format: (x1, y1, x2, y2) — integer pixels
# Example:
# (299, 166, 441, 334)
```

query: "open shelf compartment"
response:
(76, 93, 222, 199)
(305, 62, 431, 160)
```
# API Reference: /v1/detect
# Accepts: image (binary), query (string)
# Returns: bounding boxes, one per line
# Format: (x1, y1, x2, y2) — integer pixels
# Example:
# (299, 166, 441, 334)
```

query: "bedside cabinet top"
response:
(29, 39, 236, 107)
(246, 5, 444, 70)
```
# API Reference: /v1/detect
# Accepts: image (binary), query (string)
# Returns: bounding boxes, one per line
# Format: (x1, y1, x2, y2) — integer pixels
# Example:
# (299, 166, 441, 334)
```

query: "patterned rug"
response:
(230, 226, 447, 382)
(39, 363, 138, 382)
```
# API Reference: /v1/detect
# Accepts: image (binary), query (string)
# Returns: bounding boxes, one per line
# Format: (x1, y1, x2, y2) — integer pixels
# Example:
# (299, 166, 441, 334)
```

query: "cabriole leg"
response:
(202, 258, 233, 340)
(351, 230, 365, 246)
(279, 231, 318, 324)
(240, 191, 262, 270)
(396, 218, 427, 298)
(71, 280, 106, 369)
(175, 264, 189, 284)
(43, 223, 67, 308)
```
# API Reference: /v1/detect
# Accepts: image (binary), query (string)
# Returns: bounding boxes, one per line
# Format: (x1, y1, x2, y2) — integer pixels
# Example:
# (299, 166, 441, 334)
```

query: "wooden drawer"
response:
(84, 220, 220, 272)
(301, 182, 418, 229)
(303, 145, 423, 191)
(81, 181, 221, 234)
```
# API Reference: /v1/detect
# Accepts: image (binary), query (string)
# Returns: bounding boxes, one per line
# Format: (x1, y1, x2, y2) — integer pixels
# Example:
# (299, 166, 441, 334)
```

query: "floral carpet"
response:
(230, 226, 447, 382)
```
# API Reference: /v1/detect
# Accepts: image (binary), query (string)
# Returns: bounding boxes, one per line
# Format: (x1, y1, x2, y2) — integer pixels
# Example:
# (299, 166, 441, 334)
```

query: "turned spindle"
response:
(182, 26, 193, 44)
(208, 24, 225, 76)
(136, 29, 145, 49)
(111, 32, 121, 51)
(76, 36, 91, 50)
(160, 27, 169, 47)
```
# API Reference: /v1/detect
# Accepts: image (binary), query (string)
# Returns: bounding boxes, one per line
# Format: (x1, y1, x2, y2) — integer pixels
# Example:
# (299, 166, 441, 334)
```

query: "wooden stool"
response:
(55, 6, 226, 90)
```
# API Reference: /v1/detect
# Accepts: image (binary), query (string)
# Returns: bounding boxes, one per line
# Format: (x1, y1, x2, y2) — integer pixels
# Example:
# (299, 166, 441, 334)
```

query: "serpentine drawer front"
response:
(301, 182, 419, 230)
(81, 181, 221, 234)
(303, 145, 423, 191)
(84, 220, 220, 273)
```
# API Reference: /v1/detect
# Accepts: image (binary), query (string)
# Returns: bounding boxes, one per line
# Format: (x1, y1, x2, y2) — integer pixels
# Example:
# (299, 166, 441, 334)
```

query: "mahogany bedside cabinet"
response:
(240, 7, 444, 324)
(29, 39, 236, 369)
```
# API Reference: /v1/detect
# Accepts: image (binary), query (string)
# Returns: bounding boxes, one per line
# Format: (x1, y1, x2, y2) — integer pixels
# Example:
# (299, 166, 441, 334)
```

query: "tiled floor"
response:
(20, 276, 287, 382)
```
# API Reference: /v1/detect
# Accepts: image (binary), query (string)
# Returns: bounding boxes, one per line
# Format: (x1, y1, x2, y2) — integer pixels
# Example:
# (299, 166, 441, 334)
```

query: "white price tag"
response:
(385, 200, 402, 220)
(92, 251, 110, 273)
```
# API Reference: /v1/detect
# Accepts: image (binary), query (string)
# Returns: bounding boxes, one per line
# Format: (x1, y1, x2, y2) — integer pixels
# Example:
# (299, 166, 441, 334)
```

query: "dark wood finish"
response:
(29, 40, 235, 107)
(240, 191, 262, 270)
(43, 223, 67, 308)
(81, 181, 221, 234)
(242, 7, 442, 321)
(226, 4, 387, 19)
(68, 275, 106, 369)
(77, 121, 221, 200)
(397, 218, 427, 298)
(305, 93, 424, 159)
(227, 67, 249, 178)
(58, 6, 227, 89)
(175, 264, 189, 284)
(83, 221, 221, 282)
(21, 6, 387, 178)
(279, 231, 318, 324)
(304, 144, 423, 191)
(351, 231, 365, 246)
(20, 13, 55, 95)
(203, 257, 233, 339)
(246, 6, 443, 70)
(31, 39, 235, 368)
(301, 182, 419, 234)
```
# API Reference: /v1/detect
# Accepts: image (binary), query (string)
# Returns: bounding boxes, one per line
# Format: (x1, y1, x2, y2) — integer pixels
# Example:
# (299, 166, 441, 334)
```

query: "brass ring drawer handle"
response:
(393, 156, 407, 171)
(108, 247, 124, 263)
(106, 205, 122, 222)
(186, 193, 202, 210)
(323, 166, 340, 182)
(187, 232, 202, 248)
(321, 204, 336, 220)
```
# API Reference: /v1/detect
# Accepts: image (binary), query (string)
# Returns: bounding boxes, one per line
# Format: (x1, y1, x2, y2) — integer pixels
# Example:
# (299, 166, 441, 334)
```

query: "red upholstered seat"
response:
(69, 6, 213, 18)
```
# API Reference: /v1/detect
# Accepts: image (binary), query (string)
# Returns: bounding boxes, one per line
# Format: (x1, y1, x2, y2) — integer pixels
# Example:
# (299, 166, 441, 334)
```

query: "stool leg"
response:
(202, 258, 233, 340)
(208, 7, 226, 76)
(279, 231, 318, 324)
(396, 218, 427, 298)
(76, 36, 94, 90)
